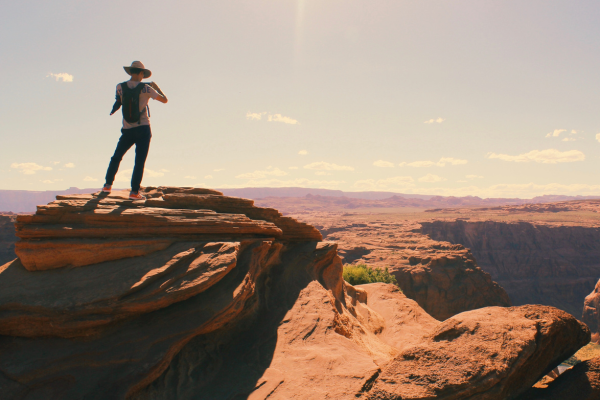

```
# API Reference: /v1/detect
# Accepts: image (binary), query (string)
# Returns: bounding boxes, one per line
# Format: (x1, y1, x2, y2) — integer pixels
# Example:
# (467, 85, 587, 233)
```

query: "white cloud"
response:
(246, 112, 266, 121)
(596, 133, 600, 143)
(424, 117, 445, 124)
(83, 176, 98, 182)
(418, 173, 446, 183)
(204, 175, 213, 179)
(562, 137, 576, 142)
(373, 160, 395, 168)
(298, 150, 308, 155)
(115, 168, 164, 182)
(545, 129, 567, 138)
(160, 169, 169, 173)
(303, 162, 354, 171)
(214, 168, 225, 172)
(466, 174, 483, 180)
(289, 166, 299, 170)
(184, 176, 197, 179)
(46, 72, 73, 82)
(268, 114, 299, 125)
(42, 179, 63, 184)
(487, 149, 585, 164)
(10, 163, 52, 175)
(398, 157, 468, 167)
(571, 130, 578, 134)
(64, 162, 75, 168)
(53, 161, 61, 165)
(236, 167, 288, 179)
(399, 161, 435, 167)
(353, 176, 415, 190)
(315, 171, 332, 176)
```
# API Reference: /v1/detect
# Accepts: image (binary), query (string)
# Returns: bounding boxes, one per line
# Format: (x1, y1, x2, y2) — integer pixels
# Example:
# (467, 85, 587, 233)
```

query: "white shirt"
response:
(116, 80, 159, 129)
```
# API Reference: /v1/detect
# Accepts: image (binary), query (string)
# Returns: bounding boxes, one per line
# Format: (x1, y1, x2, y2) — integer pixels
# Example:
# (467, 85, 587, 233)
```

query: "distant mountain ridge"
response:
(1, 186, 599, 212)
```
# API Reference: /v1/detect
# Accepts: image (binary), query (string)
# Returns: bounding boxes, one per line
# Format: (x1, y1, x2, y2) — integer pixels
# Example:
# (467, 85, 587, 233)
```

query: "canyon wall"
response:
(420, 220, 600, 317)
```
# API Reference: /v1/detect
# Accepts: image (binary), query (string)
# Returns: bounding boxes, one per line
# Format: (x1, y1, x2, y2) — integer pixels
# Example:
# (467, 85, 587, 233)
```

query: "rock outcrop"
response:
(583, 279, 600, 342)
(14, 187, 321, 271)
(421, 220, 600, 317)
(368, 305, 590, 400)
(0, 189, 591, 399)
(0, 214, 17, 266)
(310, 215, 511, 320)
(518, 357, 600, 400)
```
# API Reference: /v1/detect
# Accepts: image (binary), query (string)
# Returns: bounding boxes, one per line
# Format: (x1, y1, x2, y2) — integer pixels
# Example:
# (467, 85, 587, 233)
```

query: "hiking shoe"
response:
(102, 184, 112, 193)
(129, 191, 146, 201)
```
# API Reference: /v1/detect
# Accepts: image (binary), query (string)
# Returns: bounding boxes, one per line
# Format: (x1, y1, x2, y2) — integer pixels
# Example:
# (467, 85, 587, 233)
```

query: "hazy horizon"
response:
(3, 1, 600, 198)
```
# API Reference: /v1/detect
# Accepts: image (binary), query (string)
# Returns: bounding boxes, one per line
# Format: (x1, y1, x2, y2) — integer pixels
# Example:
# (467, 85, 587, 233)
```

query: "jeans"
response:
(105, 125, 152, 192)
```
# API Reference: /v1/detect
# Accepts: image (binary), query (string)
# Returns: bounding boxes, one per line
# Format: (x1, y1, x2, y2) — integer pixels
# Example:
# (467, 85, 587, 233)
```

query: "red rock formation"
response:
(0, 189, 590, 399)
(421, 220, 600, 317)
(13, 187, 321, 271)
(368, 305, 590, 400)
(304, 214, 511, 320)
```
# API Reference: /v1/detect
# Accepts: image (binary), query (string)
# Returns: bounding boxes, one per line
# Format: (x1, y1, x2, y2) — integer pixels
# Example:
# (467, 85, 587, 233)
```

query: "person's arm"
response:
(149, 82, 168, 104)
(155, 94, 168, 104)
(110, 94, 122, 115)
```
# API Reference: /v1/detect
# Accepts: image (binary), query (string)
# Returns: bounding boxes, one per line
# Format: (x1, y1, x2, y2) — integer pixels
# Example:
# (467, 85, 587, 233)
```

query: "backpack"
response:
(120, 82, 147, 124)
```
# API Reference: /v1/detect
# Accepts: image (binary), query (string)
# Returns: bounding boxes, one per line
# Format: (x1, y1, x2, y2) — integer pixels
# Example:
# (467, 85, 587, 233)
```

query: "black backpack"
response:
(120, 82, 147, 124)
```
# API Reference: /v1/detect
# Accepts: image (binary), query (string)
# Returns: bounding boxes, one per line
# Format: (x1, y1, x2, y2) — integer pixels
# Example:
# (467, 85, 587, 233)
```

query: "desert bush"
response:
(343, 264, 399, 287)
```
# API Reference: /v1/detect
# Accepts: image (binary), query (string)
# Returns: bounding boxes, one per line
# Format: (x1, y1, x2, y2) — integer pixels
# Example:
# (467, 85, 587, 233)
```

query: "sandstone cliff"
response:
(0, 188, 590, 399)
(421, 220, 600, 317)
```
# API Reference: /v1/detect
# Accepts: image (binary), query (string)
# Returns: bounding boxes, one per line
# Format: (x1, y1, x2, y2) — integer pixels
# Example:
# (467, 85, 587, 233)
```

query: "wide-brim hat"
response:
(123, 61, 152, 79)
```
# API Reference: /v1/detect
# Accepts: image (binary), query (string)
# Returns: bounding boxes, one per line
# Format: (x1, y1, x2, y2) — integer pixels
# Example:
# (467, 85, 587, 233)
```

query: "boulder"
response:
(367, 305, 590, 400)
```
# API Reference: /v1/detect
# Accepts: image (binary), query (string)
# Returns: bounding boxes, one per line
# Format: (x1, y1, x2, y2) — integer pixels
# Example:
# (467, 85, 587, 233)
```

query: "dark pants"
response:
(105, 125, 152, 192)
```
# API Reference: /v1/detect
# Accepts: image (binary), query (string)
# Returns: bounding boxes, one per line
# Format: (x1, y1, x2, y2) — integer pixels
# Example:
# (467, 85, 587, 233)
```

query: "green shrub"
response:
(343, 264, 399, 287)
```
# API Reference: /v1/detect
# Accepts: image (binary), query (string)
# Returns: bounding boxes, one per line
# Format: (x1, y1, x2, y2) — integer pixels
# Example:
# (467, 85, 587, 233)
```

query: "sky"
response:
(2, 0, 600, 198)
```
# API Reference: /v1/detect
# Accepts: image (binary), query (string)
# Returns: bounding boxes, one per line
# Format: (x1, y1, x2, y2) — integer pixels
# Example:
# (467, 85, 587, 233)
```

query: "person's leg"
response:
(130, 125, 152, 193)
(105, 129, 135, 186)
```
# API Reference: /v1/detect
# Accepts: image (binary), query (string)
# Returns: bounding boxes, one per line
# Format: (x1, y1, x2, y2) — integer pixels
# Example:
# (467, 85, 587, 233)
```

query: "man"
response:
(102, 61, 168, 200)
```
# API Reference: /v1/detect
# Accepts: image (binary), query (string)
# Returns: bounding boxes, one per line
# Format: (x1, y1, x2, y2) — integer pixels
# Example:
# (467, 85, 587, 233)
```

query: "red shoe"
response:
(102, 184, 112, 193)
(129, 191, 146, 200)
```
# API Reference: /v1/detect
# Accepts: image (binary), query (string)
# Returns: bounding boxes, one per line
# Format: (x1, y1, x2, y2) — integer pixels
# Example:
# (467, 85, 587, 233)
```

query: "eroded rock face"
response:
(421, 220, 600, 317)
(309, 215, 511, 320)
(367, 305, 590, 400)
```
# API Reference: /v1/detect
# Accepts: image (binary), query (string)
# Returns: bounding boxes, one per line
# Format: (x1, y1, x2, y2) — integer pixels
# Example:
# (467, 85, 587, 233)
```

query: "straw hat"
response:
(123, 61, 152, 79)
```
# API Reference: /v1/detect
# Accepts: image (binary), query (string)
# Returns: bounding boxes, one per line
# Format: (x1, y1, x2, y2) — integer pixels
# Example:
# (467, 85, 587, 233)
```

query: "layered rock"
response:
(13, 187, 321, 271)
(308, 214, 510, 320)
(0, 214, 17, 265)
(421, 220, 600, 317)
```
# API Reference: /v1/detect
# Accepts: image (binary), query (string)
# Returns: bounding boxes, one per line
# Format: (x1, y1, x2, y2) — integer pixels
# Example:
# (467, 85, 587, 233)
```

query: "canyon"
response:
(0, 187, 593, 399)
